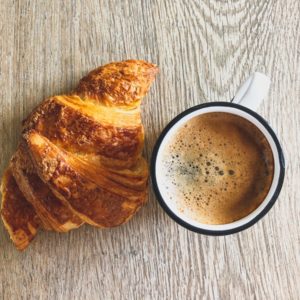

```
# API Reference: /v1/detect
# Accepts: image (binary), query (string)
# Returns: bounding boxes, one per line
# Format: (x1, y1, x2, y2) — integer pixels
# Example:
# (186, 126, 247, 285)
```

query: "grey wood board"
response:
(0, 0, 299, 299)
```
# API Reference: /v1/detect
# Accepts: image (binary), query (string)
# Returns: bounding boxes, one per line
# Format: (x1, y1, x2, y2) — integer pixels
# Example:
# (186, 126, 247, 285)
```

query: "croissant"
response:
(1, 60, 158, 250)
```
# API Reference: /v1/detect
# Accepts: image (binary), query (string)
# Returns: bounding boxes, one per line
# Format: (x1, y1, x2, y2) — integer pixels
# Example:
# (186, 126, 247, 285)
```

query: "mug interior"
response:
(153, 103, 284, 233)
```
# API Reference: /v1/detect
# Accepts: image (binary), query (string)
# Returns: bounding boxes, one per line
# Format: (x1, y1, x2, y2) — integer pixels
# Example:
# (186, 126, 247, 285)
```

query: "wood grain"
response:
(0, 0, 299, 299)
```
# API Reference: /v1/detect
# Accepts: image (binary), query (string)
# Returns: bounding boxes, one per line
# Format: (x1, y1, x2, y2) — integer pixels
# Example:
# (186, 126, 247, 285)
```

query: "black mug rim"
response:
(150, 102, 285, 236)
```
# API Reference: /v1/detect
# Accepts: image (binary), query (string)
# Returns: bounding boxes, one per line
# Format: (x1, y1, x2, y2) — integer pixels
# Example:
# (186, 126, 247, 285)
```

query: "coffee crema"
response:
(160, 112, 274, 225)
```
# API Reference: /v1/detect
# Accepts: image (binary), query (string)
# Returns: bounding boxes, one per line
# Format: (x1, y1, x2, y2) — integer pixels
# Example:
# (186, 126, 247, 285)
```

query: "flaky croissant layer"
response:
(1, 60, 158, 250)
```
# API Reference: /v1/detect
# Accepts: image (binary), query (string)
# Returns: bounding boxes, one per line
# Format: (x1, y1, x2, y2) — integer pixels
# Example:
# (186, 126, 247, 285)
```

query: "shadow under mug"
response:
(151, 73, 285, 235)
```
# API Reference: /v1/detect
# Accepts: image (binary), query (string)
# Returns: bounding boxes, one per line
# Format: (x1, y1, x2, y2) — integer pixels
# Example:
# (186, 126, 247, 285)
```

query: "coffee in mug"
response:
(160, 112, 274, 225)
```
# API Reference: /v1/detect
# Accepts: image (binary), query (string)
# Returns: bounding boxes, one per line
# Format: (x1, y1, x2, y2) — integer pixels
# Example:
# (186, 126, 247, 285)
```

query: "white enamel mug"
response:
(151, 73, 285, 235)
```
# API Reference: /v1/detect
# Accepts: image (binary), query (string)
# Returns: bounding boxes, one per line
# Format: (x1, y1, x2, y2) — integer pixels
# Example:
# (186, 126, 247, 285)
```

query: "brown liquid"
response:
(161, 112, 274, 224)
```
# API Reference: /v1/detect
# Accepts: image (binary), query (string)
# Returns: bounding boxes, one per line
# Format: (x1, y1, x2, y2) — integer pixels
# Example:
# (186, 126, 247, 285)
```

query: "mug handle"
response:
(231, 72, 271, 112)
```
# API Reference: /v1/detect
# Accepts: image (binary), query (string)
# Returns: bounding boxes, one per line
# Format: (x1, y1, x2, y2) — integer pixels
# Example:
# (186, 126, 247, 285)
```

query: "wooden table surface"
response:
(0, 1, 299, 299)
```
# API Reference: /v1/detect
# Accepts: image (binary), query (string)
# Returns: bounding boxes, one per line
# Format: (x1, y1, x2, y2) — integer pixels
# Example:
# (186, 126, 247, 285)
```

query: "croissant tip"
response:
(76, 59, 158, 107)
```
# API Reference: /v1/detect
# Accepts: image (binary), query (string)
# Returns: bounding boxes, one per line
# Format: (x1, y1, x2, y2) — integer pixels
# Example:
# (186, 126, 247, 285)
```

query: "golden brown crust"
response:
(76, 60, 158, 107)
(1, 59, 158, 250)
(25, 131, 147, 227)
(11, 144, 83, 232)
(1, 168, 40, 250)
(22, 96, 144, 168)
